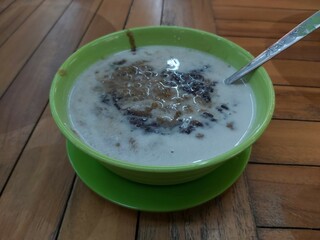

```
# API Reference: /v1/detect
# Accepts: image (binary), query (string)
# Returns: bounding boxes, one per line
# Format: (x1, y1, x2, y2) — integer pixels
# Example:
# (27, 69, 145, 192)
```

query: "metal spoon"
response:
(224, 10, 320, 85)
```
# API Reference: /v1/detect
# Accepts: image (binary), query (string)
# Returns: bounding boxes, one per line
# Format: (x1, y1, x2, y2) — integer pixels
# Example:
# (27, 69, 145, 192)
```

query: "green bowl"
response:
(50, 26, 275, 185)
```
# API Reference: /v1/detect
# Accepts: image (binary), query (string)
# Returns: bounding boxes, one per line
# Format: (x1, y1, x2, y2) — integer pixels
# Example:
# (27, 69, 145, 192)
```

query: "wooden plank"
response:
(126, 0, 162, 28)
(162, 0, 217, 32)
(0, 0, 46, 47)
(137, 175, 258, 240)
(136, 3, 258, 239)
(0, 0, 16, 13)
(265, 59, 320, 87)
(57, 1, 138, 239)
(79, 0, 132, 45)
(251, 120, 320, 165)
(247, 164, 320, 228)
(0, 0, 105, 236)
(258, 228, 320, 240)
(58, 180, 137, 240)
(212, 6, 314, 23)
(211, 0, 320, 10)
(216, 20, 320, 41)
(274, 86, 320, 121)
(0, 0, 72, 97)
(0, 107, 75, 239)
(1, 0, 318, 239)
(0, 0, 101, 192)
(227, 36, 320, 62)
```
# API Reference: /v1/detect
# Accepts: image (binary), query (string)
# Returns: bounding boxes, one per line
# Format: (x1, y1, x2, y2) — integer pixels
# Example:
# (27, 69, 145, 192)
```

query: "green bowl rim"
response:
(50, 25, 275, 173)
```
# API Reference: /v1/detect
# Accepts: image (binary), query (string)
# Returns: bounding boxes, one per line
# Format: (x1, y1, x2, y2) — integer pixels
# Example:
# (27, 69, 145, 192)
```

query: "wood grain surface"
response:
(212, 6, 320, 40)
(0, 0, 73, 97)
(0, 0, 101, 192)
(126, 0, 162, 28)
(212, 6, 315, 23)
(138, 176, 257, 240)
(0, 107, 74, 239)
(211, 0, 320, 10)
(264, 59, 320, 87)
(162, 0, 216, 32)
(0, 0, 46, 46)
(0, 0, 319, 239)
(228, 36, 320, 61)
(58, 180, 137, 240)
(57, 1, 138, 239)
(258, 228, 320, 240)
(274, 86, 320, 121)
(247, 164, 320, 228)
(0, 0, 16, 13)
(251, 120, 320, 165)
(58, 1, 257, 239)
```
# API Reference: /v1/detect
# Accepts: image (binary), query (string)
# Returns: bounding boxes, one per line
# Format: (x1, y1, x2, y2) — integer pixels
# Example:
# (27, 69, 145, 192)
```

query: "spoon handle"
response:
(224, 10, 320, 85)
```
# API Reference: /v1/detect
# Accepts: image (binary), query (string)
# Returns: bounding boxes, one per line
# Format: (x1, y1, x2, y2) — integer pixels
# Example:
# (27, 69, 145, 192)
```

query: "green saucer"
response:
(66, 141, 251, 212)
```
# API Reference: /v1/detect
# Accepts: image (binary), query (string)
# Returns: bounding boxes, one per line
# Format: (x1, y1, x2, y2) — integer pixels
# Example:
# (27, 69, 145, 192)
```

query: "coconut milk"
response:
(68, 46, 255, 166)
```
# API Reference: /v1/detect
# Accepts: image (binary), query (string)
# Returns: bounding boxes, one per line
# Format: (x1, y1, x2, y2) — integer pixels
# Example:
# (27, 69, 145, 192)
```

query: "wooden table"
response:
(0, 0, 319, 239)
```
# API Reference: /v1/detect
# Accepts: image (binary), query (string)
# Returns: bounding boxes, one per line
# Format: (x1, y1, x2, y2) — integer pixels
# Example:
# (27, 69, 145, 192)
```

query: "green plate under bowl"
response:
(67, 140, 251, 212)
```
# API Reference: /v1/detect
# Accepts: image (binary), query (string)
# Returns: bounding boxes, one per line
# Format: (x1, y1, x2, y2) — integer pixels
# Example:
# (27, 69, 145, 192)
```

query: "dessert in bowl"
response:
(50, 26, 274, 185)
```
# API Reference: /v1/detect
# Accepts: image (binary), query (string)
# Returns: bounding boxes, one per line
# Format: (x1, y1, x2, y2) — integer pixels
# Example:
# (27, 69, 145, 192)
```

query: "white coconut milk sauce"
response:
(68, 46, 255, 166)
